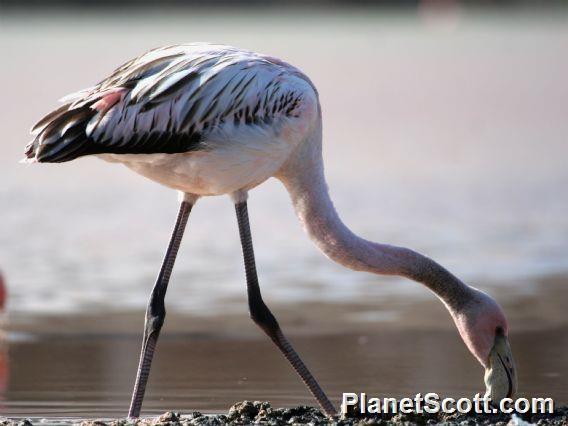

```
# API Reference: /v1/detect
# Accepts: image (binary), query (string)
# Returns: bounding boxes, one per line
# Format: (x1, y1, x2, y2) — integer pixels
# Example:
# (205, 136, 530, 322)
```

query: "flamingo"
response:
(24, 43, 516, 418)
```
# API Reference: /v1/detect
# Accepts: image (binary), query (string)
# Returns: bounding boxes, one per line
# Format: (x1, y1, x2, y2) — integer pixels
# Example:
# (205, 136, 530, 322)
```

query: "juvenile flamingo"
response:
(24, 43, 516, 418)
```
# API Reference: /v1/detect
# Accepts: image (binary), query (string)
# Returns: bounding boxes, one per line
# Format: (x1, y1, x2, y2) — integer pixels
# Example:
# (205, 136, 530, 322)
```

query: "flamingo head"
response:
(450, 288, 517, 402)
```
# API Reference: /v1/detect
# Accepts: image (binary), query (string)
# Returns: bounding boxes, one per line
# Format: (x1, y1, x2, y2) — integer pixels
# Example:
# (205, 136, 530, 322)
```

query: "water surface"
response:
(0, 8, 567, 419)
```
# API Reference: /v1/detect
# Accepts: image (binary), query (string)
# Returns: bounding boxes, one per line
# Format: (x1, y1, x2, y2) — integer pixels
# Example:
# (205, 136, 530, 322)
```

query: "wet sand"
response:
(94, 402, 568, 426)
(1, 402, 568, 425)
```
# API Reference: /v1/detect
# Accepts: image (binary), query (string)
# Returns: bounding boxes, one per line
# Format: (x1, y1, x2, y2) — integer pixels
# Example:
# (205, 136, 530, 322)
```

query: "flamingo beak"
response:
(484, 333, 517, 403)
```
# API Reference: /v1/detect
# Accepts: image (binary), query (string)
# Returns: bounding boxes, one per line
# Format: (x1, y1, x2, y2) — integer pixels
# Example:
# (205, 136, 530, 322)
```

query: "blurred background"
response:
(0, 0, 567, 420)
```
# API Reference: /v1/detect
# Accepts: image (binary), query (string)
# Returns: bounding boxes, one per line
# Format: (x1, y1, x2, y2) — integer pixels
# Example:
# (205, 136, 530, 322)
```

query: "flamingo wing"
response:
(25, 44, 306, 163)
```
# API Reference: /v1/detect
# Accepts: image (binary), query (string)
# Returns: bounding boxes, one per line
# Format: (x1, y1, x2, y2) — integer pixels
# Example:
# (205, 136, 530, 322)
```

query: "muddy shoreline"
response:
(1, 401, 567, 425)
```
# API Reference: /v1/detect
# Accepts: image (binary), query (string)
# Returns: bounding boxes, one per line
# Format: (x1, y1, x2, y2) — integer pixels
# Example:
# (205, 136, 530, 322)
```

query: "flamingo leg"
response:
(234, 201, 337, 417)
(128, 200, 193, 419)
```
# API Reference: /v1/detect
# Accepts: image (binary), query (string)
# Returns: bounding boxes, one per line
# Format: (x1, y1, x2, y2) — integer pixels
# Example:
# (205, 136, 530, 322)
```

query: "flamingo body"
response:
(26, 43, 318, 197)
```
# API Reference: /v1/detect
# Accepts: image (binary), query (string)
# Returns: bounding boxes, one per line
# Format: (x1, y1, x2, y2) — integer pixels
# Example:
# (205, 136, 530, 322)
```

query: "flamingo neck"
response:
(277, 126, 473, 311)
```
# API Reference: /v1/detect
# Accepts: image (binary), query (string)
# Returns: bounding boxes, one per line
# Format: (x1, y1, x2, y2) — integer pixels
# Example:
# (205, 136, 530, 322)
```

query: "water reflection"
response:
(0, 327, 565, 419)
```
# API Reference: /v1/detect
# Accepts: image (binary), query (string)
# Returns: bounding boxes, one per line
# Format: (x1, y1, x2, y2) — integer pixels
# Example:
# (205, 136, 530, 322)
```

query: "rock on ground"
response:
(1, 401, 567, 425)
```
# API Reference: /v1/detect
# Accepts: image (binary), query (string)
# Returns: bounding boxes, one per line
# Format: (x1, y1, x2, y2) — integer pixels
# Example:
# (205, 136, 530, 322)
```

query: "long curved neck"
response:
(277, 122, 473, 311)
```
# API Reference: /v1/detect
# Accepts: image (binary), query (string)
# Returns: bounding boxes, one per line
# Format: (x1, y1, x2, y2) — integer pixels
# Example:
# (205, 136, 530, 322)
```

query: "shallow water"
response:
(2, 274, 568, 419)
(1, 9, 568, 316)
(0, 7, 567, 419)
(0, 326, 566, 419)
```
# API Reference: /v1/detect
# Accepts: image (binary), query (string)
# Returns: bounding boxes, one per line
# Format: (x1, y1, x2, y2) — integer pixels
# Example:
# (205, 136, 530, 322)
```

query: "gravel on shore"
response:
(2, 400, 567, 426)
